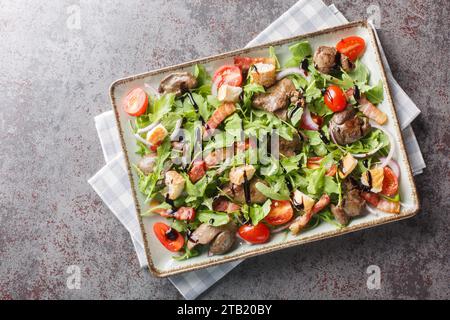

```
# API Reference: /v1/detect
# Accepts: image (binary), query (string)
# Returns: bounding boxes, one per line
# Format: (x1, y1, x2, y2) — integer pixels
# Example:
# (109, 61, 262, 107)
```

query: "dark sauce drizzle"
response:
(353, 85, 361, 100)
(165, 228, 178, 241)
(243, 171, 251, 205)
(186, 90, 198, 112)
(301, 58, 309, 76)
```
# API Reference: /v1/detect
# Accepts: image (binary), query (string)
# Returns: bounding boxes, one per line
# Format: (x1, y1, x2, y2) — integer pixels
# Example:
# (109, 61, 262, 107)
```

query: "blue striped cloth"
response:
(88, 0, 425, 300)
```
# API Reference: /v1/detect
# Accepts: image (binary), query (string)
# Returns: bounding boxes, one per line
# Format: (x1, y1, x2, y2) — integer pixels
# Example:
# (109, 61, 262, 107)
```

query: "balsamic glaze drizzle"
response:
(243, 171, 251, 205)
(186, 90, 198, 112)
(165, 228, 178, 241)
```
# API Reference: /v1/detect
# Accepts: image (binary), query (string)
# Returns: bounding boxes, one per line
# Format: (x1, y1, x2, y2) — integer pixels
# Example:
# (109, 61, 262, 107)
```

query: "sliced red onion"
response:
(271, 223, 291, 234)
(300, 107, 319, 131)
(276, 67, 308, 81)
(371, 124, 395, 169)
(137, 121, 160, 134)
(211, 79, 219, 97)
(144, 83, 160, 98)
(134, 133, 152, 147)
(379, 157, 400, 178)
(170, 119, 183, 141)
(351, 144, 385, 158)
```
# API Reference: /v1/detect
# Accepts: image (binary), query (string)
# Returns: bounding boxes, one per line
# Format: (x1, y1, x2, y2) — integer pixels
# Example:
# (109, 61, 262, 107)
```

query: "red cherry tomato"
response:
(265, 200, 294, 226)
(174, 207, 196, 221)
(361, 192, 380, 207)
(213, 65, 243, 89)
(123, 88, 148, 117)
(238, 223, 270, 244)
(336, 36, 366, 61)
(153, 222, 184, 252)
(324, 85, 347, 112)
(381, 166, 399, 197)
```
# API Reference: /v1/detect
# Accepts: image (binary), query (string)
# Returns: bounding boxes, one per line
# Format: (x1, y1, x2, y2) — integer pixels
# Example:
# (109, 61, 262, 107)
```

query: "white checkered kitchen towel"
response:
(88, 0, 426, 300)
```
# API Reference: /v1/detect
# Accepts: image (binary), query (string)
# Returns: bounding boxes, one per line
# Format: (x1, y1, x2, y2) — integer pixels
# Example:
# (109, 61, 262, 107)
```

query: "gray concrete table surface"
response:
(0, 0, 448, 299)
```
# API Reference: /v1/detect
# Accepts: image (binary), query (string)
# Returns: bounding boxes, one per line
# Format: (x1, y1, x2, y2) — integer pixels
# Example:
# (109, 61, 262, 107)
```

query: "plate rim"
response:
(109, 20, 420, 278)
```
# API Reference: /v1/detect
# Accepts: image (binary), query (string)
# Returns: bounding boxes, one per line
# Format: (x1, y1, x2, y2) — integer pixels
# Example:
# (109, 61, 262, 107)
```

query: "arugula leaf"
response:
(173, 247, 200, 261)
(284, 41, 312, 68)
(281, 153, 304, 173)
(269, 46, 280, 70)
(324, 176, 340, 195)
(193, 64, 211, 86)
(136, 139, 171, 201)
(184, 175, 208, 199)
(150, 93, 175, 122)
(306, 167, 326, 196)
(198, 211, 230, 227)
(141, 202, 172, 217)
(255, 182, 290, 200)
(248, 200, 272, 225)
(346, 60, 369, 87)
(304, 80, 322, 102)
(362, 80, 384, 104)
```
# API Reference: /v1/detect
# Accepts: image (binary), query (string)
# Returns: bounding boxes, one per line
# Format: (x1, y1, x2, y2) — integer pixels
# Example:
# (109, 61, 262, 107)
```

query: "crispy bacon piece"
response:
(188, 160, 207, 183)
(204, 102, 236, 138)
(174, 207, 196, 221)
(312, 194, 331, 214)
(204, 148, 227, 169)
(359, 96, 387, 125)
(234, 56, 276, 72)
(346, 88, 387, 125)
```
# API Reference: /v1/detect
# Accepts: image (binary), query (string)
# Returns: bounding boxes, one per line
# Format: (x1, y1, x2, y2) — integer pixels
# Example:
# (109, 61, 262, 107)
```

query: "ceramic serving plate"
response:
(110, 20, 419, 277)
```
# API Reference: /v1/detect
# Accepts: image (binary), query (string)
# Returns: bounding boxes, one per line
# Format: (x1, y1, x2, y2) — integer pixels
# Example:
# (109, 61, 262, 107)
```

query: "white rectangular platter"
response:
(110, 21, 419, 277)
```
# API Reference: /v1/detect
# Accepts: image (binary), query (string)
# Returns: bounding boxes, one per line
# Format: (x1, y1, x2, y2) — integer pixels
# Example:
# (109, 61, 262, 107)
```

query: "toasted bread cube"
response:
(293, 190, 315, 214)
(338, 153, 358, 179)
(250, 63, 277, 88)
(361, 167, 384, 193)
(165, 170, 185, 200)
(146, 123, 168, 146)
(217, 85, 243, 103)
(229, 165, 256, 185)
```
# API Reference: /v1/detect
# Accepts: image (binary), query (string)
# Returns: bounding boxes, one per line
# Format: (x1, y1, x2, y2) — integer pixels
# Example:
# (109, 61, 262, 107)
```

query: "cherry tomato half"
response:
(123, 88, 148, 117)
(213, 65, 243, 89)
(381, 166, 399, 197)
(153, 222, 184, 252)
(336, 36, 366, 61)
(324, 85, 347, 112)
(238, 223, 270, 244)
(265, 200, 294, 226)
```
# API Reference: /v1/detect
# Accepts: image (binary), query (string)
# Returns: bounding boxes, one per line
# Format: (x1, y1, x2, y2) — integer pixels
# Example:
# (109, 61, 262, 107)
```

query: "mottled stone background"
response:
(0, 0, 448, 299)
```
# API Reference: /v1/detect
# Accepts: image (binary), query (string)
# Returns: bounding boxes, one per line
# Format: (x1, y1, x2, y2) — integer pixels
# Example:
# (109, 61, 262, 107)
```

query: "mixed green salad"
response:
(122, 35, 401, 260)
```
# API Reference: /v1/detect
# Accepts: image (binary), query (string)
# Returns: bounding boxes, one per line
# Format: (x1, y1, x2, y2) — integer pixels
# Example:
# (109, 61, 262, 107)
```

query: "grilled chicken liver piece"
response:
(330, 204, 349, 225)
(187, 223, 222, 250)
(252, 78, 297, 113)
(342, 179, 366, 217)
(222, 177, 268, 205)
(137, 153, 157, 175)
(313, 46, 337, 74)
(278, 131, 302, 157)
(209, 228, 236, 255)
(158, 72, 198, 97)
(329, 107, 371, 145)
